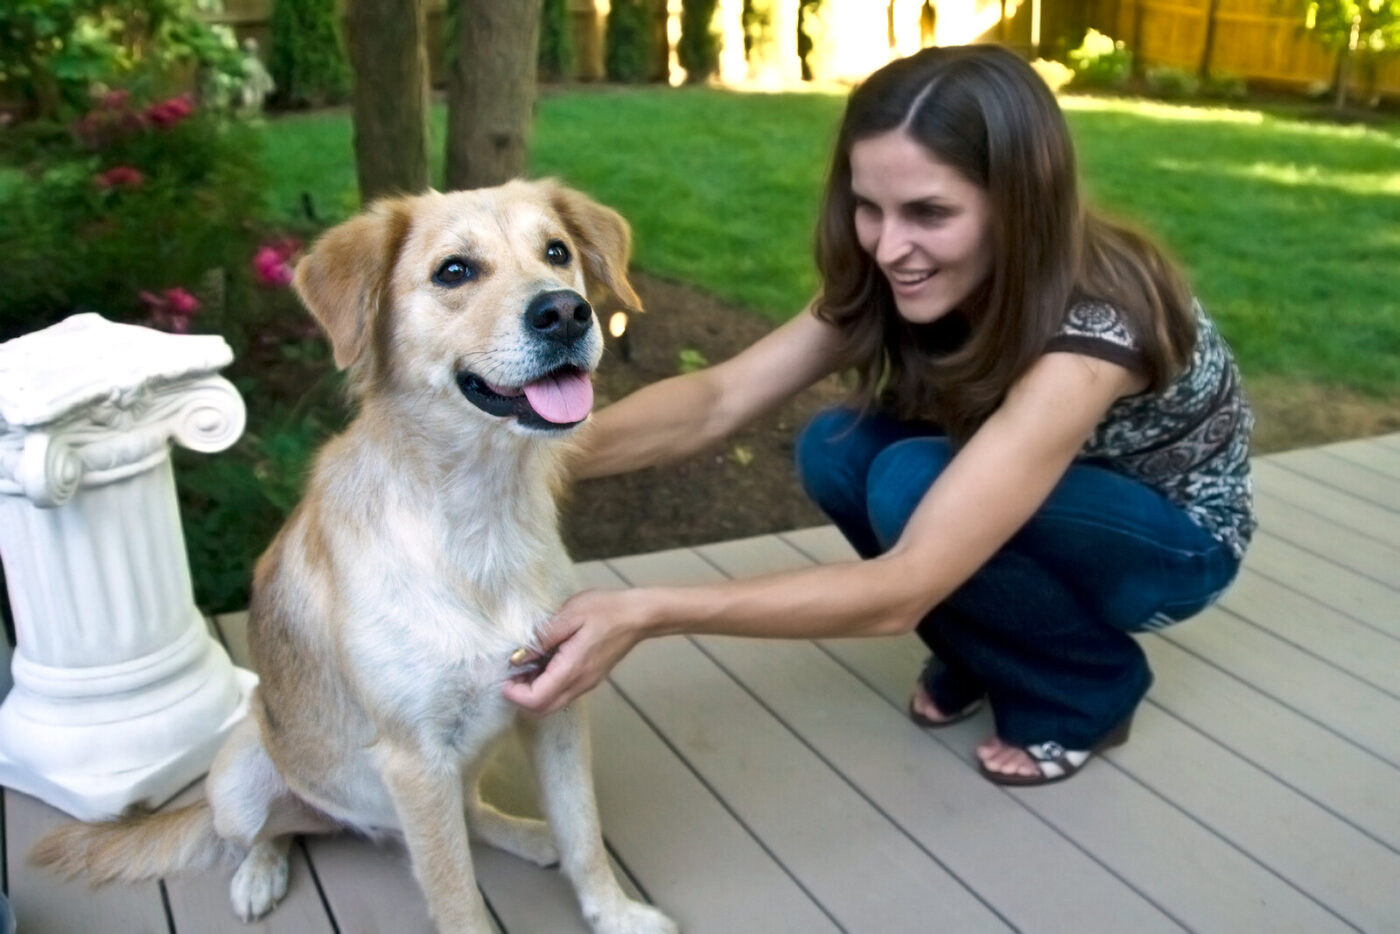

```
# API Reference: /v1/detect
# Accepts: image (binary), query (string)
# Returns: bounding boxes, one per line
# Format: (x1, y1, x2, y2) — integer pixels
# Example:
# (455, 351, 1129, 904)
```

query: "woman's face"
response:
(849, 129, 994, 324)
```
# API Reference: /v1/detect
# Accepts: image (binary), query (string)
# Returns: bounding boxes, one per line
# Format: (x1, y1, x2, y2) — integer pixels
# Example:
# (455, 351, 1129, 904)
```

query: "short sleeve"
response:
(1045, 300, 1148, 373)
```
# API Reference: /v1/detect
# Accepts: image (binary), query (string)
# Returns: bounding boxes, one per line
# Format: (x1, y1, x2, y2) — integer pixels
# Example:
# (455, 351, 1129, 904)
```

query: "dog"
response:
(33, 180, 679, 934)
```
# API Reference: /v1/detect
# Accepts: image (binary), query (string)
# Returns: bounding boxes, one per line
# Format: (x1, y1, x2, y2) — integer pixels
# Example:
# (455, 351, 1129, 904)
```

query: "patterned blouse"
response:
(1045, 300, 1256, 559)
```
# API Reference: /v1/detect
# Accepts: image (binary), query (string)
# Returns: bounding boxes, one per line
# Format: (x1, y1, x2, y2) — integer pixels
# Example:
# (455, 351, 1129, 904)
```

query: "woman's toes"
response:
(910, 682, 950, 723)
(976, 735, 1007, 759)
(978, 738, 1039, 776)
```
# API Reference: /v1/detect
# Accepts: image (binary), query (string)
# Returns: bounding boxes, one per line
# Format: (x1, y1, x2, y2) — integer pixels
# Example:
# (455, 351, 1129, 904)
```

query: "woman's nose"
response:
(874, 218, 912, 266)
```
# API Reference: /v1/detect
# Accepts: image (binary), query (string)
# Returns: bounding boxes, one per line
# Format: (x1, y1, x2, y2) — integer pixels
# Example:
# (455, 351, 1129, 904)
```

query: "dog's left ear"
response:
(545, 181, 643, 313)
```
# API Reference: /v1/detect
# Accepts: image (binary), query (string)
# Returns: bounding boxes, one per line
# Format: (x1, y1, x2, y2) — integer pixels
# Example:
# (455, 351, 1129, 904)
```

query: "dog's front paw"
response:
(229, 841, 289, 921)
(590, 900, 679, 934)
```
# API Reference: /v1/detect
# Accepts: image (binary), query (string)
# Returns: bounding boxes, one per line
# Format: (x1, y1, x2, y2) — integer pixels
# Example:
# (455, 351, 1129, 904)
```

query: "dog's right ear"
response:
(293, 200, 412, 370)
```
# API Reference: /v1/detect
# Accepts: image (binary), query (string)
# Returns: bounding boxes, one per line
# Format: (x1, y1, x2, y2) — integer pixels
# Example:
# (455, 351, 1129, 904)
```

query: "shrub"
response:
(0, 0, 244, 121)
(1202, 72, 1249, 100)
(678, 0, 722, 83)
(1067, 29, 1133, 90)
(1145, 64, 1200, 99)
(267, 0, 350, 108)
(0, 89, 268, 344)
(539, 0, 576, 82)
(606, 0, 659, 82)
(1031, 58, 1075, 94)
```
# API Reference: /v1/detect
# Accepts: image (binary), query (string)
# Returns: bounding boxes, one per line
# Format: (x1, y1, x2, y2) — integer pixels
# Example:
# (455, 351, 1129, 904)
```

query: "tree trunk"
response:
(446, 0, 544, 190)
(344, 0, 430, 204)
(1129, 0, 1145, 80)
(1332, 15, 1361, 111)
(1197, 0, 1220, 79)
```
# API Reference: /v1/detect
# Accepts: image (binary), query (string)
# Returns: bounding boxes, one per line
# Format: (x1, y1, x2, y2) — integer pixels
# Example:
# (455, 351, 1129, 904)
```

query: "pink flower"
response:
(253, 239, 300, 288)
(141, 287, 202, 333)
(165, 287, 200, 315)
(145, 94, 195, 128)
(74, 106, 143, 149)
(95, 165, 145, 189)
(99, 89, 130, 110)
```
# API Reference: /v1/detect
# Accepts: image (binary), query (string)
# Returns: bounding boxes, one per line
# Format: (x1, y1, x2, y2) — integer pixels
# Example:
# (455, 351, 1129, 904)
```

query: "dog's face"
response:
(293, 180, 641, 433)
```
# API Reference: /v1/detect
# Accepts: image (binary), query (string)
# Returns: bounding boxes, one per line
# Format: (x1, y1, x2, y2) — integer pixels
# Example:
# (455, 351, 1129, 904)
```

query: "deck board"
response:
(1213, 570, 1400, 699)
(4, 432, 1398, 933)
(1265, 447, 1400, 510)
(1324, 437, 1400, 477)
(1250, 460, 1400, 548)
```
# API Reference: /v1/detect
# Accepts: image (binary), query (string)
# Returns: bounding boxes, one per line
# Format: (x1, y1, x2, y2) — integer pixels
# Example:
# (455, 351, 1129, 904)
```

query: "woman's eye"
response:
(908, 203, 950, 223)
(545, 240, 571, 266)
(433, 258, 475, 286)
(853, 199, 880, 221)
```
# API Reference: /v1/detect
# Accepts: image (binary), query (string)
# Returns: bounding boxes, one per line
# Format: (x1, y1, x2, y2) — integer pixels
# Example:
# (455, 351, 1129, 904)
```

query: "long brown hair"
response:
(814, 44, 1196, 443)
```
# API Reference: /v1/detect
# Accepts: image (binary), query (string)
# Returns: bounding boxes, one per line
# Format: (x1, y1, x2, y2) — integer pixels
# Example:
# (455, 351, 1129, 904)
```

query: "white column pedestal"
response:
(0, 313, 258, 820)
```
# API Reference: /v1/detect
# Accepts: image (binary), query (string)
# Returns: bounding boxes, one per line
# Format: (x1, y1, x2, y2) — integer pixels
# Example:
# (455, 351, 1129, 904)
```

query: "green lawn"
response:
(260, 87, 1400, 398)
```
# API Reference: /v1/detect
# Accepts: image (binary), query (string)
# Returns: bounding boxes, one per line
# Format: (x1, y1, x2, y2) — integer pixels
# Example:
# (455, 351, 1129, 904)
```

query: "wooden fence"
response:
(1087, 0, 1400, 99)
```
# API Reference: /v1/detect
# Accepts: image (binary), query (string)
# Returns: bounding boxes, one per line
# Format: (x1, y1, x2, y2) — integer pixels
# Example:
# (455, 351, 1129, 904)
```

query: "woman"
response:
(504, 44, 1254, 786)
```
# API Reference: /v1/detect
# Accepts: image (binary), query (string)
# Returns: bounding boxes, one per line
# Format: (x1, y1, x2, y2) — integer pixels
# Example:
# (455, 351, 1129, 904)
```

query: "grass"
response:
(259, 87, 1400, 398)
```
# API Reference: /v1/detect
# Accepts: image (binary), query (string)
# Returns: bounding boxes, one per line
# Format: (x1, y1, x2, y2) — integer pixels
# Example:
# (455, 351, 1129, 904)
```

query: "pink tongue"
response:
(522, 370, 594, 423)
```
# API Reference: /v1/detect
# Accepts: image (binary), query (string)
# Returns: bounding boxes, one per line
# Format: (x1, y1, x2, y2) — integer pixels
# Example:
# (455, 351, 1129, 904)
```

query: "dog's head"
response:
(293, 180, 640, 433)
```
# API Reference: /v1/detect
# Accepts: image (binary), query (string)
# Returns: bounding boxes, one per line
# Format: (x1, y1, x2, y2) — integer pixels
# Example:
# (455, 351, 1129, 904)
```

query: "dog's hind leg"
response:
(522, 708, 678, 934)
(461, 745, 559, 867)
(207, 718, 339, 921)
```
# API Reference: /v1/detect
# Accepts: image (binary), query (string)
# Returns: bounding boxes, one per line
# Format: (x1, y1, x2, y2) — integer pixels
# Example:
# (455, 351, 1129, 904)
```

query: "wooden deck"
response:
(5, 433, 1400, 933)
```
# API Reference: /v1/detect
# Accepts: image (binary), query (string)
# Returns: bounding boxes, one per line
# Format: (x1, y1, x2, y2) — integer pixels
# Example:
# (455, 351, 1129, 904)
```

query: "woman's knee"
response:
(865, 437, 955, 547)
(795, 408, 874, 509)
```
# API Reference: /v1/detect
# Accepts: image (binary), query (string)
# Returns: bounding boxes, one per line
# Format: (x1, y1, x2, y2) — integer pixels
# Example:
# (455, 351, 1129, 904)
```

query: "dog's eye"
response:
(545, 240, 571, 267)
(433, 258, 475, 287)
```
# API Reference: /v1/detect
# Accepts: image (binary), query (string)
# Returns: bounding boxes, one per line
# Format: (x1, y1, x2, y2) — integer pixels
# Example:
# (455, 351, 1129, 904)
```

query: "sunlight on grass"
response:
(1062, 95, 1268, 125)
(1153, 158, 1400, 196)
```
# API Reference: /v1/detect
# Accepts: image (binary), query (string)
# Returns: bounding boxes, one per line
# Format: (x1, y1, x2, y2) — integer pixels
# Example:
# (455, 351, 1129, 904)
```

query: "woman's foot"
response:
(975, 717, 1134, 786)
(908, 679, 983, 728)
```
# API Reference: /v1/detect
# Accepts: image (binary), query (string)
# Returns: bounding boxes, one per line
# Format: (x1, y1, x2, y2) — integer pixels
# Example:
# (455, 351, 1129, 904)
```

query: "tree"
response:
(743, 0, 801, 82)
(606, 0, 663, 81)
(1300, 0, 1400, 107)
(538, 0, 575, 82)
(445, 0, 542, 189)
(679, 0, 722, 82)
(343, 0, 430, 203)
(269, 0, 350, 108)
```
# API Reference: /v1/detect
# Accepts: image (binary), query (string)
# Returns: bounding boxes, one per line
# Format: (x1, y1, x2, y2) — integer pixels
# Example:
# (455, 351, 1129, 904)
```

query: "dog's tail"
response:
(31, 800, 237, 885)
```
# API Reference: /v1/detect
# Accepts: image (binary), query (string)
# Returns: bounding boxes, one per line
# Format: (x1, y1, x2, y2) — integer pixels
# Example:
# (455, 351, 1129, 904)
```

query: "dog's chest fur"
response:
(256, 414, 576, 766)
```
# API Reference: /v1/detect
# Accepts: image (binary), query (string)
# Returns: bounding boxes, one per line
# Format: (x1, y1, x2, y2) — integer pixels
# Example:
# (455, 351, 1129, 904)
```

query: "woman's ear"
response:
(292, 199, 412, 369)
(544, 180, 643, 314)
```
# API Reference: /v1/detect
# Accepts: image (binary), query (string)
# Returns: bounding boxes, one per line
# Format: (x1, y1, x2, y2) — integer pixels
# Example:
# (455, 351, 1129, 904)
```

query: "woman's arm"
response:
(508, 351, 1144, 714)
(575, 307, 845, 479)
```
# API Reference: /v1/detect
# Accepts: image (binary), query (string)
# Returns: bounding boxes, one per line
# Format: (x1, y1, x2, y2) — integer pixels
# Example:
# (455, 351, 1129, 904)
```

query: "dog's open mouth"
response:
(455, 366, 594, 430)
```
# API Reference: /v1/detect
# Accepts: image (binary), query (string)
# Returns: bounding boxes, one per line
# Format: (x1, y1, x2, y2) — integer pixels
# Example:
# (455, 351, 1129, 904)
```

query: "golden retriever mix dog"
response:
(34, 180, 678, 934)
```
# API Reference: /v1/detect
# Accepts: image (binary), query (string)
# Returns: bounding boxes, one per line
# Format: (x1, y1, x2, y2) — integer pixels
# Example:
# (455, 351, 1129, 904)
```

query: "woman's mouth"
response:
(888, 269, 937, 291)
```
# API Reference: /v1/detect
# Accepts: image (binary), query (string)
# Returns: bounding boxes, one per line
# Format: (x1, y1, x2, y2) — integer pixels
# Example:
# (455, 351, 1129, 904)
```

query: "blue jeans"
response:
(796, 408, 1239, 749)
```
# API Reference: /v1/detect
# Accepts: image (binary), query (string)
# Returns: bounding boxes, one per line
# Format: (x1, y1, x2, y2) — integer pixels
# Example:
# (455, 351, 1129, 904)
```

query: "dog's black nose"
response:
(525, 290, 593, 345)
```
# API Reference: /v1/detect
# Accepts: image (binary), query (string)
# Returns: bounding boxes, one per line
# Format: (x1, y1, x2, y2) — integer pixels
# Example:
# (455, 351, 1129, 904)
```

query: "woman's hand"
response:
(503, 588, 651, 716)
